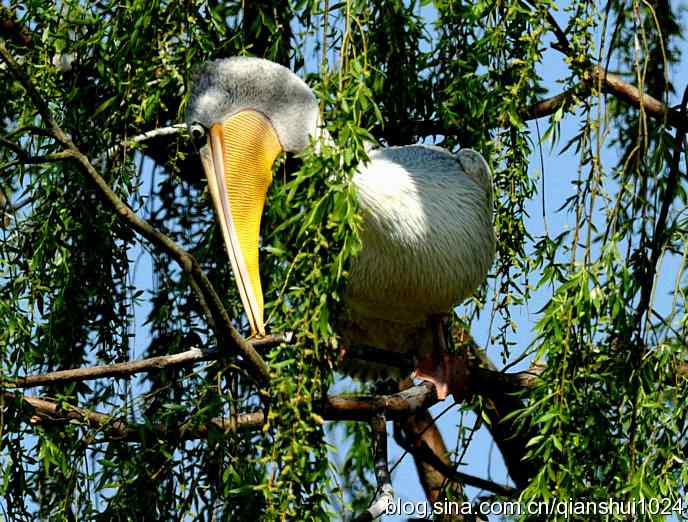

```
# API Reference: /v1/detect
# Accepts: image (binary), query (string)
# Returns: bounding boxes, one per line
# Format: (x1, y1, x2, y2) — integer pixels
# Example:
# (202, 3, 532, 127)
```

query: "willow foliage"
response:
(1, 0, 687, 521)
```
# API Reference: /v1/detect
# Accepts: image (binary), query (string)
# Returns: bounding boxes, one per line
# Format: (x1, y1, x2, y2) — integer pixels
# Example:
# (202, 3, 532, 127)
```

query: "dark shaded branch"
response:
(542, 8, 572, 56)
(393, 420, 516, 497)
(353, 414, 394, 521)
(0, 41, 270, 384)
(344, 345, 542, 394)
(0, 7, 33, 46)
(397, 414, 465, 510)
(4, 392, 263, 441)
(627, 87, 688, 453)
(6, 384, 439, 443)
(637, 85, 688, 321)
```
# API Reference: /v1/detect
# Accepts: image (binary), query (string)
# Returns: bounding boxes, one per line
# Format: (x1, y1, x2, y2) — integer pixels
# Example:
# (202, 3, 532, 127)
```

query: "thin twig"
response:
(5, 335, 288, 389)
(96, 124, 195, 163)
(353, 414, 394, 521)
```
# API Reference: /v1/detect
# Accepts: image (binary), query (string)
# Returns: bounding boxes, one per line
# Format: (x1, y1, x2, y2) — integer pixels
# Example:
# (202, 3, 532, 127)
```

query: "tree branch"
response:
(591, 66, 684, 127)
(323, 382, 438, 421)
(6, 335, 288, 389)
(5, 344, 544, 492)
(4, 384, 440, 443)
(3, 392, 264, 441)
(523, 87, 578, 120)
(638, 85, 688, 319)
(396, 408, 466, 511)
(0, 40, 270, 384)
(6, 338, 543, 422)
(544, 7, 686, 128)
(353, 414, 394, 521)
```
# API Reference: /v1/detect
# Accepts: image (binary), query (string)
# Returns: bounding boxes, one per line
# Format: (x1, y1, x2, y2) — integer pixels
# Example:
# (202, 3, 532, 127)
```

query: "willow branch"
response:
(6, 335, 287, 389)
(353, 414, 394, 521)
(0, 41, 270, 384)
(590, 66, 684, 127)
(323, 382, 438, 421)
(7, 339, 540, 410)
(523, 87, 578, 120)
(402, 87, 591, 140)
(544, 8, 685, 128)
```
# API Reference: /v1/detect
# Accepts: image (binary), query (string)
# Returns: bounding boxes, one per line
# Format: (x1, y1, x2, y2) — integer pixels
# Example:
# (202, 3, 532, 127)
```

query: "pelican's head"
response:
(186, 57, 319, 336)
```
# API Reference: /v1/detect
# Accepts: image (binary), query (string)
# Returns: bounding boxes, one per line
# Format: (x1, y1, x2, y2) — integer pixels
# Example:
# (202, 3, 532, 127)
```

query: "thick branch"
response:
(523, 87, 577, 120)
(4, 392, 263, 441)
(323, 382, 438, 421)
(591, 66, 684, 127)
(6, 384, 439, 443)
(0, 41, 270, 384)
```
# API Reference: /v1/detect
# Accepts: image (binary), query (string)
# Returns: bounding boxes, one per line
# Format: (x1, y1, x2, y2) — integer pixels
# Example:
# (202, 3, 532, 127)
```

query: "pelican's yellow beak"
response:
(200, 110, 282, 337)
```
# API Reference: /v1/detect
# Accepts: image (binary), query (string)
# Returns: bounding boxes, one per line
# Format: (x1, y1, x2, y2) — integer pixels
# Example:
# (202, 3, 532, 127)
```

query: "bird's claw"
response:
(414, 352, 470, 401)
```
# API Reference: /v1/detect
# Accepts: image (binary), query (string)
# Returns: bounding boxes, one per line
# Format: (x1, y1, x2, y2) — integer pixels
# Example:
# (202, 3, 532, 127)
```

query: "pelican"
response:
(185, 57, 495, 399)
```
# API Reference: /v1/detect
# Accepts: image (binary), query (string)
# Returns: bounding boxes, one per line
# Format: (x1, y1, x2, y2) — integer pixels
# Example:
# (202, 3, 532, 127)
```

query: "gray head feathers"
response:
(185, 57, 319, 152)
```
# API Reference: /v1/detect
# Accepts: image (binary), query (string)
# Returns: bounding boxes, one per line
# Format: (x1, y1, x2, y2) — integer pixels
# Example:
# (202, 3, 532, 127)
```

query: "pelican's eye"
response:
(189, 123, 207, 152)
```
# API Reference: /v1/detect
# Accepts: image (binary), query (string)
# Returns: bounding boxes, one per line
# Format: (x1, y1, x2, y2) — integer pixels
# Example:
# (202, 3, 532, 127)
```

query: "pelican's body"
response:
(341, 145, 493, 361)
(186, 57, 494, 398)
